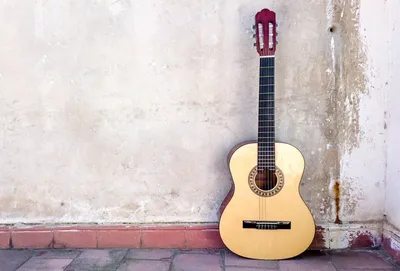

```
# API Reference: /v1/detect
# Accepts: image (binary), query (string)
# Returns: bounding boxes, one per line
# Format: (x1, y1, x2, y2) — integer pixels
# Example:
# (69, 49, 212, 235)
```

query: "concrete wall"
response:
(382, 0, 400, 259)
(386, 0, 400, 231)
(0, 0, 396, 248)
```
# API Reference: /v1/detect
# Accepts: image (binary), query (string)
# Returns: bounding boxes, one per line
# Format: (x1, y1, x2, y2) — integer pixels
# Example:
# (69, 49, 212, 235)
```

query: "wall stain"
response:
(309, 226, 328, 249)
(384, 111, 388, 130)
(333, 181, 342, 224)
(350, 232, 375, 248)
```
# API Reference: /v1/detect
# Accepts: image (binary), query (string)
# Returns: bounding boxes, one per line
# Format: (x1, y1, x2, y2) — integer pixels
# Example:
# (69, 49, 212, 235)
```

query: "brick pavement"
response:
(0, 248, 399, 271)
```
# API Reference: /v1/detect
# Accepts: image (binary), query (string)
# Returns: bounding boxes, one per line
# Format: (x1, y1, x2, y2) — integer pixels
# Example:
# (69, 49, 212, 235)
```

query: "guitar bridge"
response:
(243, 220, 291, 230)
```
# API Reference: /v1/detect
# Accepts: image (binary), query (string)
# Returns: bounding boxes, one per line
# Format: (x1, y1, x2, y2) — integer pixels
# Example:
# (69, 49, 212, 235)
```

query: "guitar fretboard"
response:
(258, 57, 275, 171)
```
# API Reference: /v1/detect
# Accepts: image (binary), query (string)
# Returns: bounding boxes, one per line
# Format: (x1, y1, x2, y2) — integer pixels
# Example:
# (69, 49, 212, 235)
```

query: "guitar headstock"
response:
(253, 9, 277, 57)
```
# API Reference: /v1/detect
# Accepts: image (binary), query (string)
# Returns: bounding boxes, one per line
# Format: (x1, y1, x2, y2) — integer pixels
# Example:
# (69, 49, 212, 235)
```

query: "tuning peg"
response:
(252, 25, 256, 30)
(276, 23, 278, 27)
(253, 42, 257, 47)
(253, 33, 256, 38)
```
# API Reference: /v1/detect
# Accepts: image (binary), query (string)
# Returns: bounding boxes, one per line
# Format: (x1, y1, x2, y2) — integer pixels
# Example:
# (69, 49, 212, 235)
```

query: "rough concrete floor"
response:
(0, 248, 399, 271)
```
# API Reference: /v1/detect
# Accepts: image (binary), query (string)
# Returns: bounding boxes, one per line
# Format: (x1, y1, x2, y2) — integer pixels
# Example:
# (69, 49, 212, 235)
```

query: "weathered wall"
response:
(0, 0, 391, 243)
(324, 0, 392, 249)
(382, 0, 400, 259)
(385, 0, 400, 230)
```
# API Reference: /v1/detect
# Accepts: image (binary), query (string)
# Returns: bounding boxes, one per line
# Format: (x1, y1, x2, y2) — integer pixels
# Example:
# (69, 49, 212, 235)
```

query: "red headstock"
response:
(254, 9, 277, 56)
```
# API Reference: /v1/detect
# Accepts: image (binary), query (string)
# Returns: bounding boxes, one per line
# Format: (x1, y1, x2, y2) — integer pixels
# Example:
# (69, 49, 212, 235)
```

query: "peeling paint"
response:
(328, 222, 381, 249)
(339, 177, 363, 219)
(333, 0, 368, 153)
(383, 237, 400, 263)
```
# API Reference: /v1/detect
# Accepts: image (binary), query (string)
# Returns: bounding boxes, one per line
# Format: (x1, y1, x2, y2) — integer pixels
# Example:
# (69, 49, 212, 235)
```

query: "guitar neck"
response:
(257, 56, 275, 171)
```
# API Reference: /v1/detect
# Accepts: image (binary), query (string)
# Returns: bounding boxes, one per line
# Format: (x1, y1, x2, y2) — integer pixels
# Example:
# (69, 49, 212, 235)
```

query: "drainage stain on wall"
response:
(333, 181, 342, 224)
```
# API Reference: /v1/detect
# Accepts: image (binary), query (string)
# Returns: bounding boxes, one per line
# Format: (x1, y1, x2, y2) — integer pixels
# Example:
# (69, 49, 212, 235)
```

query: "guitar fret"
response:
(258, 57, 275, 163)
(260, 72, 274, 76)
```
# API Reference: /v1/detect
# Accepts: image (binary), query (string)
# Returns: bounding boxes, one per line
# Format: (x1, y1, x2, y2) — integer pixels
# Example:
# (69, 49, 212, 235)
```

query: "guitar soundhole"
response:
(255, 170, 278, 191)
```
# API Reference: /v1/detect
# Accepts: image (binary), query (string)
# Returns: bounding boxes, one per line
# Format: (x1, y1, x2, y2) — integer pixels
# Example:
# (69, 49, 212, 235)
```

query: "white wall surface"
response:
(385, 0, 400, 230)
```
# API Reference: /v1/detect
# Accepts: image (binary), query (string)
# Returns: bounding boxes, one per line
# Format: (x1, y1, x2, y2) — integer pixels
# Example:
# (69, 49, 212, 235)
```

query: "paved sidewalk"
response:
(0, 248, 399, 271)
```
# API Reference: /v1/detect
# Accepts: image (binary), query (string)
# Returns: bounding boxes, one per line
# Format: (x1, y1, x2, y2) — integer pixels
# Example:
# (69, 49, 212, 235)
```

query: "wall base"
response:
(0, 222, 382, 250)
(0, 224, 224, 249)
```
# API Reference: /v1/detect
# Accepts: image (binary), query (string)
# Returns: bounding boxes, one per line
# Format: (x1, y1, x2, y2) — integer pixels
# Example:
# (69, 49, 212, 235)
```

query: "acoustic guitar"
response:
(219, 8, 315, 260)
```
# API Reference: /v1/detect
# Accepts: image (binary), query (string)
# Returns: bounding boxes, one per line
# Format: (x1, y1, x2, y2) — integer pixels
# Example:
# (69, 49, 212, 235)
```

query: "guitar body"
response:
(219, 142, 315, 260)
